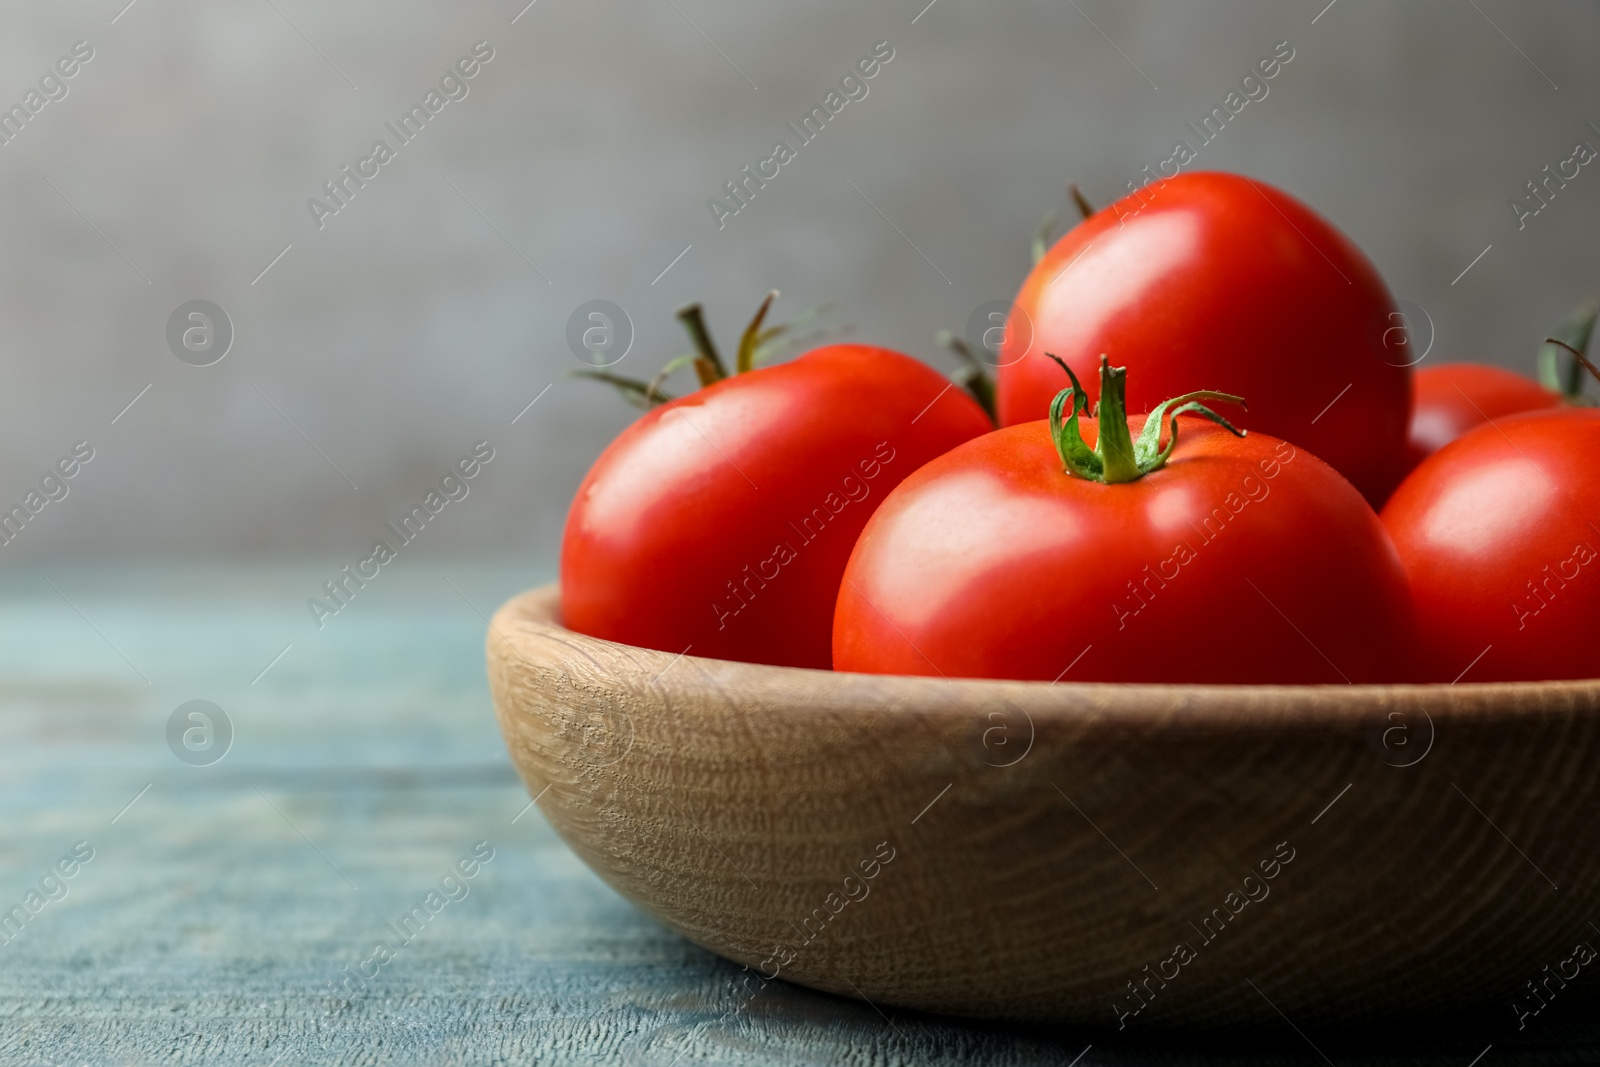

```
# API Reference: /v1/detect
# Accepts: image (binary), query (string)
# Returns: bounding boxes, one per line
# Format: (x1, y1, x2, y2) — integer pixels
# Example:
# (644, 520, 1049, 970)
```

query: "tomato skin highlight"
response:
(1406, 363, 1560, 469)
(834, 417, 1417, 684)
(1382, 407, 1600, 683)
(560, 345, 991, 670)
(999, 171, 1411, 505)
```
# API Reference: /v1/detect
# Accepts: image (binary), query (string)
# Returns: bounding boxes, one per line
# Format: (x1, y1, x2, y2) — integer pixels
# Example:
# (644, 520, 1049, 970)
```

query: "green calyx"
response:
(1537, 300, 1598, 403)
(930, 181, 1099, 425)
(576, 292, 844, 410)
(1047, 354, 1246, 484)
(676, 301, 730, 386)
(1545, 336, 1600, 391)
(1032, 183, 1097, 265)
(934, 329, 998, 425)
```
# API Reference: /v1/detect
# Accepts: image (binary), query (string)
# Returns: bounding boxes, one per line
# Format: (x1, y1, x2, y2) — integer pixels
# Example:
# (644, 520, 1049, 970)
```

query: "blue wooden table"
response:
(1, 565, 1595, 1065)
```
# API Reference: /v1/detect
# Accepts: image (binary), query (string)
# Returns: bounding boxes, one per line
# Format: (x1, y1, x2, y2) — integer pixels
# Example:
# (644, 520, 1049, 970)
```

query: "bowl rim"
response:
(492, 585, 1600, 730)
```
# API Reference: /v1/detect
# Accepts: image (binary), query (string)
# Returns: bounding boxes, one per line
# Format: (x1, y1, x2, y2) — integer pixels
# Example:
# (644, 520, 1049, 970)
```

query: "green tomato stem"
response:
(1070, 183, 1095, 220)
(1094, 362, 1143, 482)
(1031, 210, 1059, 266)
(1547, 337, 1600, 391)
(1031, 185, 1098, 266)
(935, 329, 998, 425)
(676, 303, 727, 386)
(735, 290, 779, 375)
(1046, 354, 1247, 484)
(1537, 300, 1597, 401)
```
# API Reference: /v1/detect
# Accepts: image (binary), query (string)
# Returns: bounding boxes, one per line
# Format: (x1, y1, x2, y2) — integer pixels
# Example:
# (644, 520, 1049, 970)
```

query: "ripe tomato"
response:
(835, 360, 1416, 684)
(562, 303, 990, 670)
(998, 171, 1410, 505)
(1404, 306, 1593, 469)
(1382, 407, 1600, 682)
(1406, 364, 1558, 468)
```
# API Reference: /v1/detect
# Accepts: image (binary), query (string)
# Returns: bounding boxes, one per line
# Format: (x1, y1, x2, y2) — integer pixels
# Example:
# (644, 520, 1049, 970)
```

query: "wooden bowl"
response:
(487, 584, 1600, 1029)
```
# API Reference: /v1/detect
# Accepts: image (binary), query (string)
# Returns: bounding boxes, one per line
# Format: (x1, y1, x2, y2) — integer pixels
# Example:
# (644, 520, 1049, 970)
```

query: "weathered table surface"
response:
(2, 565, 1596, 1066)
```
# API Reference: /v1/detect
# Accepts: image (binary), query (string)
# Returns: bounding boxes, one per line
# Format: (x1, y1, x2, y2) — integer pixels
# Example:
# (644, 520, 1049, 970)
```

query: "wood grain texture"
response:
(0, 566, 1098, 1066)
(6, 567, 1600, 1064)
(490, 583, 1600, 1030)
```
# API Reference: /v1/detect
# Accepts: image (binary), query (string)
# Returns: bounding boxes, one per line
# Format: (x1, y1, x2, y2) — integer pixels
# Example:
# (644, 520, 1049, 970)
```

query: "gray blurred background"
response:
(0, 0, 1595, 563)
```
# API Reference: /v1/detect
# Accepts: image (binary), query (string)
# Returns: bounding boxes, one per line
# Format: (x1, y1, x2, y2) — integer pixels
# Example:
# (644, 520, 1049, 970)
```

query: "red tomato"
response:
(835, 361, 1416, 683)
(998, 171, 1410, 505)
(1406, 363, 1558, 469)
(562, 343, 990, 669)
(1382, 407, 1600, 682)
